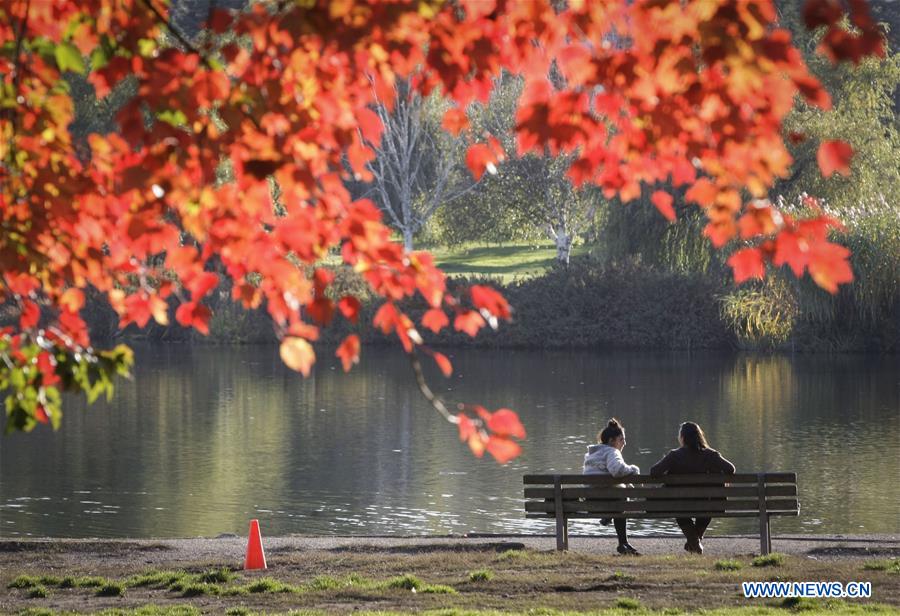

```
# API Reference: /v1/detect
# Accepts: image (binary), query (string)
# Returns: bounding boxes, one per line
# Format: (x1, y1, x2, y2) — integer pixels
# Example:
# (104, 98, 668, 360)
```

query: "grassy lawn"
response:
(3, 547, 898, 615)
(425, 243, 590, 281)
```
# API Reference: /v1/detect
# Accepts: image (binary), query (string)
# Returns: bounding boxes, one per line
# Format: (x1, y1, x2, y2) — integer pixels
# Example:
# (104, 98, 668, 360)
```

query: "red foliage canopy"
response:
(0, 0, 883, 457)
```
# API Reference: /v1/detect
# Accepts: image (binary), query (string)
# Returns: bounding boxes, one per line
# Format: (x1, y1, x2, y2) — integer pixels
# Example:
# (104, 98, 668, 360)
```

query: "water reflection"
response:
(1, 346, 897, 537)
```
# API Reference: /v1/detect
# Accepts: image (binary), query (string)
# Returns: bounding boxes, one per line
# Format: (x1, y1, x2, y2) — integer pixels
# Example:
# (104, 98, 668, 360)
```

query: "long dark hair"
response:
(680, 422, 709, 450)
(598, 418, 624, 445)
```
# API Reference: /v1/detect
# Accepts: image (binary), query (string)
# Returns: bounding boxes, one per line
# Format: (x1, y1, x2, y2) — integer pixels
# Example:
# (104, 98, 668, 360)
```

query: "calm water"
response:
(1, 345, 898, 538)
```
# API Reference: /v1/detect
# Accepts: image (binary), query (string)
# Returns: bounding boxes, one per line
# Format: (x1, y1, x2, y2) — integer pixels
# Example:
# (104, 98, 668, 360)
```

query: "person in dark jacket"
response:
(650, 422, 735, 554)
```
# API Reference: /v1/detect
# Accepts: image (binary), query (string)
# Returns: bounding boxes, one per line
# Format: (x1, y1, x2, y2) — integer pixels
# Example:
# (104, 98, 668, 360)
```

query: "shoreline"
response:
(3, 533, 899, 561)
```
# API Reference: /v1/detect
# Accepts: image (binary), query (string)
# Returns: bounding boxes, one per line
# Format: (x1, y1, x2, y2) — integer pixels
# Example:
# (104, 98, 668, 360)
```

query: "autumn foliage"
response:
(0, 0, 884, 460)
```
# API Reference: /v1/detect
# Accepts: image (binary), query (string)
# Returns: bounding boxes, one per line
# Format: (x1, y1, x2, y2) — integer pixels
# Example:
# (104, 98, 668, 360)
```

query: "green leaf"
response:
(158, 109, 188, 128)
(90, 47, 109, 72)
(54, 42, 86, 74)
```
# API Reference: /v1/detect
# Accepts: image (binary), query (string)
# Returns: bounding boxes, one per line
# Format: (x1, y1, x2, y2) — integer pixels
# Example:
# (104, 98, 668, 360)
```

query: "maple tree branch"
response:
(408, 350, 456, 424)
(139, 0, 213, 69)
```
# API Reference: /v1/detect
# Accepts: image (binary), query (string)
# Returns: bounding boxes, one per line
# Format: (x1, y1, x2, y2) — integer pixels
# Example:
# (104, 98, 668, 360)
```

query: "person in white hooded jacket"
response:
(582, 418, 640, 555)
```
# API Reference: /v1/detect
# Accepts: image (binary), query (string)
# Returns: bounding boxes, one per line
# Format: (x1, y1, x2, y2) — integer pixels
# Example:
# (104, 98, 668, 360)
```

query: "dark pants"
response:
(614, 517, 629, 544)
(676, 517, 711, 542)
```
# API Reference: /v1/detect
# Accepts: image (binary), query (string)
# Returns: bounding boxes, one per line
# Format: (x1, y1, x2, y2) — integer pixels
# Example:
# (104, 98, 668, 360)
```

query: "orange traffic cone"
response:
(244, 519, 267, 570)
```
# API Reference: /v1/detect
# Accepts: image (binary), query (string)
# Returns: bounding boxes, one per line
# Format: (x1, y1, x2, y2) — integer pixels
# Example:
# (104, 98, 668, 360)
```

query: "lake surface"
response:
(1, 345, 898, 538)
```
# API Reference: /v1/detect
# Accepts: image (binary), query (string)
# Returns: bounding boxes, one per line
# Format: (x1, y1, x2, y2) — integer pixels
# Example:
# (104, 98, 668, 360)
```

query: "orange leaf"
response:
(187, 272, 219, 299)
(808, 242, 853, 294)
(470, 285, 511, 320)
(454, 310, 486, 337)
(432, 351, 452, 377)
(20, 299, 40, 330)
(34, 405, 50, 425)
(457, 413, 476, 442)
(336, 334, 361, 372)
(280, 336, 316, 376)
(441, 108, 470, 136)
(651, 190, 676, 222)
(59, 288, 85, 313)
(727, 247, 766, 283)
(357, 107, 383, 146)
(487, 408, 526, 439)
(467, 433, 487, 458)
(773, 230, 807, 277)
(485, 436, 522, 464)
(306, 297, 335, 325)
(817, 140, 853, 178)
(422, 308, 449, 333)
(175, 301, 211, 335)
(465, 142, 502, 181)
(338, 296, 361, 324)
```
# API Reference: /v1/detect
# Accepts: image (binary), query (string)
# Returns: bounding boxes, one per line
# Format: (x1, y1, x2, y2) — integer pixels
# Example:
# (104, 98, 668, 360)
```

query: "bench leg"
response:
(555, 513, 568, 551)
(759, 513, 770, 555)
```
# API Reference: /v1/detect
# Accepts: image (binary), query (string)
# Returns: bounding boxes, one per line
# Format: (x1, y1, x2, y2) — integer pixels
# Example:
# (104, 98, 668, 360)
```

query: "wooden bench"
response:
(523, 473, 799, 555)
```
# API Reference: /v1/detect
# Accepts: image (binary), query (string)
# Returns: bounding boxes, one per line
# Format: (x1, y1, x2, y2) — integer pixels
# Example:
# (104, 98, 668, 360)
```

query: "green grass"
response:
(715, 559, 744, 571)
(8, 575, 40, 589)
(752, 553, 785, 567)
(614, 597, 643, 610)
(244, 577, 300, 594)
(427, 242, 589, 281)
(10, 604, 900, 616)
(59, 575, 107, 588)
(95, 581, 125, 596)
(179, 582, 221, 597)
(420, 583, 458, 594)
(27, 585, 50, 599)
(385, 574, 422, 590)
(196, 568, 235, 584)
(468, 569, 494, 582)
(125, 570, 186, 588)
(863, 558, 900, 573)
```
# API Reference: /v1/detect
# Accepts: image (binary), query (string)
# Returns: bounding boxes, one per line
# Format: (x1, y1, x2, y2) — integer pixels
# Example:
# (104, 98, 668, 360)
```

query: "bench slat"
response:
(523, 485, 797, 499)
(525, 510, 799, 519)
(524, 498, 799, 514)
(523, 473, 796, 485)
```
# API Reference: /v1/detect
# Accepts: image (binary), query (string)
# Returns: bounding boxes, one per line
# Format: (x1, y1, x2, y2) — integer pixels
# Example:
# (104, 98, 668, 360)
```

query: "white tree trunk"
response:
(554, 228, 572, 265)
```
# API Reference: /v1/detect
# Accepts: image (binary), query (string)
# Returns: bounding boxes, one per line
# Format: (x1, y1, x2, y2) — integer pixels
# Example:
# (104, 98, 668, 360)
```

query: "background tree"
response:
(357, 81, 479, 251)
(456, 73, 603, 265)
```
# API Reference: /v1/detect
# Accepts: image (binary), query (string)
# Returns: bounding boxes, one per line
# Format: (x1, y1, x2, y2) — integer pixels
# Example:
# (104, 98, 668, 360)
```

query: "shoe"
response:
(617, 543, 640, 555)
(684, 539, 703, 555)
(600, 518, 612, 526)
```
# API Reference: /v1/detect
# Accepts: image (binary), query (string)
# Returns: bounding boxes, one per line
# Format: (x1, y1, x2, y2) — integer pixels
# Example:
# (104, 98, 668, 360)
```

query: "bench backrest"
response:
(523, 473, 799, 518)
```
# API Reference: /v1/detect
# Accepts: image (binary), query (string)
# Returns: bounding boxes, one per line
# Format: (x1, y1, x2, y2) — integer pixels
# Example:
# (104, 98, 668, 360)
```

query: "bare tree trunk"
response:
(403, 227, 414, 252)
